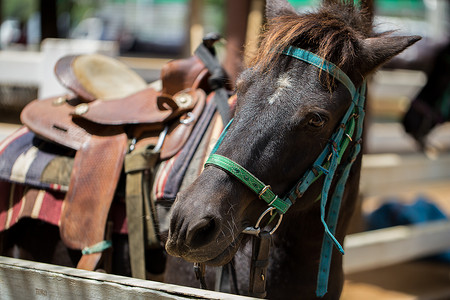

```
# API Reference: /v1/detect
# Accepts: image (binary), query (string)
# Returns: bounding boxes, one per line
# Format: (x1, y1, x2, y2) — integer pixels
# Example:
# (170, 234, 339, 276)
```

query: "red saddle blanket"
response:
(0, 181, 128, 234)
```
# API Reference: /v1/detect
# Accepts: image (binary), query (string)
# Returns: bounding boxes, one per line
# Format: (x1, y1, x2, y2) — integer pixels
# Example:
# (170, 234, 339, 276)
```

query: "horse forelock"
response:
(252, 0, 376, 74)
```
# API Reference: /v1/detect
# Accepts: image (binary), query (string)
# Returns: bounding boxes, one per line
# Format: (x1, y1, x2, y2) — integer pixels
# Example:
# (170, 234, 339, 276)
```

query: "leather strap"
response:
(124, 143, 161, 279)
(194, 43, 231, 125)
(249, 231, 271, 298)
(216, 261, 239, 295)
(194, 263, 208, 289)
(77, 252, 103, 271)
(75, 88, 197, 126)
(77, 222, 114, 271)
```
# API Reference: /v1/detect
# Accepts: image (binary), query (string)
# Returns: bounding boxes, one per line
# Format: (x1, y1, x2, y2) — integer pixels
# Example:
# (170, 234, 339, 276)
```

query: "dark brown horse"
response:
(165, 0, 420, 298)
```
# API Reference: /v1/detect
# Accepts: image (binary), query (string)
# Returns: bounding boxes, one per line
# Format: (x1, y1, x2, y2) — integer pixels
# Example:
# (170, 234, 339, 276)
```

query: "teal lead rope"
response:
(204, 46, 366, 298)
(315, 83, 366, 297)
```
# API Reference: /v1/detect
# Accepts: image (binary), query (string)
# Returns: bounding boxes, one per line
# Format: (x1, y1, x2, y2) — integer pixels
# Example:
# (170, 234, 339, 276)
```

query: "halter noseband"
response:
(204, 46, 366, 297)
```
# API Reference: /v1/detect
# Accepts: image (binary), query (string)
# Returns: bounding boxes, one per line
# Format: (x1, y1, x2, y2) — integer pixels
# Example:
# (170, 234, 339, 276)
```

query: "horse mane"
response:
(252, 0, 378, 72)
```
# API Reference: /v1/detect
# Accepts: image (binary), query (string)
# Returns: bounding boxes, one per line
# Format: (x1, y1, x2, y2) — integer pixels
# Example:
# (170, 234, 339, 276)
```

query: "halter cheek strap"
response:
(204, 46, 366, 297)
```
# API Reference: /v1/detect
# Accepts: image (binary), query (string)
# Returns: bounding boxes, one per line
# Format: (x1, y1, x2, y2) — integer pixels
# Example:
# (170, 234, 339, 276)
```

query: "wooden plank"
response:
(0, 256, 256, 300)
(360, 153, 450, 197)
(0, 224, 449, 297)
(343, 220, 450, 274)
(0, 51, 42, 85)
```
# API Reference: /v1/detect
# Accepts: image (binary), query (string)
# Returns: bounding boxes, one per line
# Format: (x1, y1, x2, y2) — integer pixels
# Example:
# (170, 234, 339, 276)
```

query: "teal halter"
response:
(204, 46, 366, 297)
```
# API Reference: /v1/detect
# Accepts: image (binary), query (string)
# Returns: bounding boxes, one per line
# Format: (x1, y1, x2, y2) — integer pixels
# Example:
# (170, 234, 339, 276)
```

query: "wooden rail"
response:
(0, 256, 256, 300)
(360, 153, 450, 198)
(344, 220, 450, 274)
(1, 221, 449, 298)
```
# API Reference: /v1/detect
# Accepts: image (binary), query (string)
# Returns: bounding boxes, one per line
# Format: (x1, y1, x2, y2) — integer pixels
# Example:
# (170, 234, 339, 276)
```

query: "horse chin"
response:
(186, 234, 244, 267)
(204, 235, 244, 266)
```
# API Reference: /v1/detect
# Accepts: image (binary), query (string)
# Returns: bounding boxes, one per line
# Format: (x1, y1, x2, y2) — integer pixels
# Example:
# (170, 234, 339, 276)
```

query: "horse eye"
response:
(308, 113, 326, 128)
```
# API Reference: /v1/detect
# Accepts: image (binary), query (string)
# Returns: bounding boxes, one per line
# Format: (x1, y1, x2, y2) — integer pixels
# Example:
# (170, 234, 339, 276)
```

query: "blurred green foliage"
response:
(3, 0, 36, 22)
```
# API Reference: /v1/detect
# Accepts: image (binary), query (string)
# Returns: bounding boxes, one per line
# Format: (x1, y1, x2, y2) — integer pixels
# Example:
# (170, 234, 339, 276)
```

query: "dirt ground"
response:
(343, 260, 450, 300)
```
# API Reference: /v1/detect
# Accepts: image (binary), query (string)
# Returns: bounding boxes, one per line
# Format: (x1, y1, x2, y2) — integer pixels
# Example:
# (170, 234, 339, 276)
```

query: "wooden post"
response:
(0, 0, 3, 41)
(40, 0, 58, 42)
(244, 0, 265, 65)
(223, 0, 252, 87)
(189, 0, 204, 55)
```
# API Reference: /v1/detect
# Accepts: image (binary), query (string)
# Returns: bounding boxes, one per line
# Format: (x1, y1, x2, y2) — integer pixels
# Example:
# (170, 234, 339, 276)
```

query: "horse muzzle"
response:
(165, 191, 243, 265)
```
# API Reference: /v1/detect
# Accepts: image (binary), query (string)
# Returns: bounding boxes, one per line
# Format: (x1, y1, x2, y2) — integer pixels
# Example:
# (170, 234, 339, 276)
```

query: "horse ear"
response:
(361, 35, 421, 74)
(266, 0, 297, 19)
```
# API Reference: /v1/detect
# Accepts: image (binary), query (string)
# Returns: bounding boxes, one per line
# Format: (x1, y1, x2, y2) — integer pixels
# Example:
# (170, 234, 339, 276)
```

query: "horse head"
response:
(166, 0, 419, 297)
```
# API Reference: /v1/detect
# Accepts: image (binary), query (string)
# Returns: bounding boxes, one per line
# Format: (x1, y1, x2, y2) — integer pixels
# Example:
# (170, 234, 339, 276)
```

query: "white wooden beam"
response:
(0, 256, 256, 300)
(0, 39, 118, 99)
(360, 153, 450, 197)
(0, 51, 42, 85)
(344, 220, 450, 274)
(1, 221, 449, 296)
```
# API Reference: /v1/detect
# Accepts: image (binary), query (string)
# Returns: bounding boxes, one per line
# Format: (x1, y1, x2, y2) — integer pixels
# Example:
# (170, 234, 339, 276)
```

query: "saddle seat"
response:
(55, 54, 148, 102)
(18, 52, 211, 275)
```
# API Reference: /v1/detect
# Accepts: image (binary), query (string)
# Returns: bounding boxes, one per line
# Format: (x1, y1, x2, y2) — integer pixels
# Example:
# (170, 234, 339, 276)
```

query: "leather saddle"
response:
(20, 52, 211, 275)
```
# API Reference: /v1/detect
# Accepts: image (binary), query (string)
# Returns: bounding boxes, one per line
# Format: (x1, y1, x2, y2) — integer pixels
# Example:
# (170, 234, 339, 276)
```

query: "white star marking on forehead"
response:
(268, 73, 293, 104)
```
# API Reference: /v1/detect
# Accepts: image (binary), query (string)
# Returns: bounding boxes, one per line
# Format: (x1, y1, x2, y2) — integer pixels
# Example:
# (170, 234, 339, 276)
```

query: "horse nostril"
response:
(186, 217, 218, 248)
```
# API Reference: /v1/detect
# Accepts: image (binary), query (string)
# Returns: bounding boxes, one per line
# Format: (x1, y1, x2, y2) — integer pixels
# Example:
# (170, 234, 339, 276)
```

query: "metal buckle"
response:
(258, 185, 271, 199)
(154, 126, 169, 152)
(128, 137, 137, 153)
(180, 112, 196, 125)
(267, 196, 279, 207)
(128, 126, 168, 153)
(242, 207, 283, 236)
